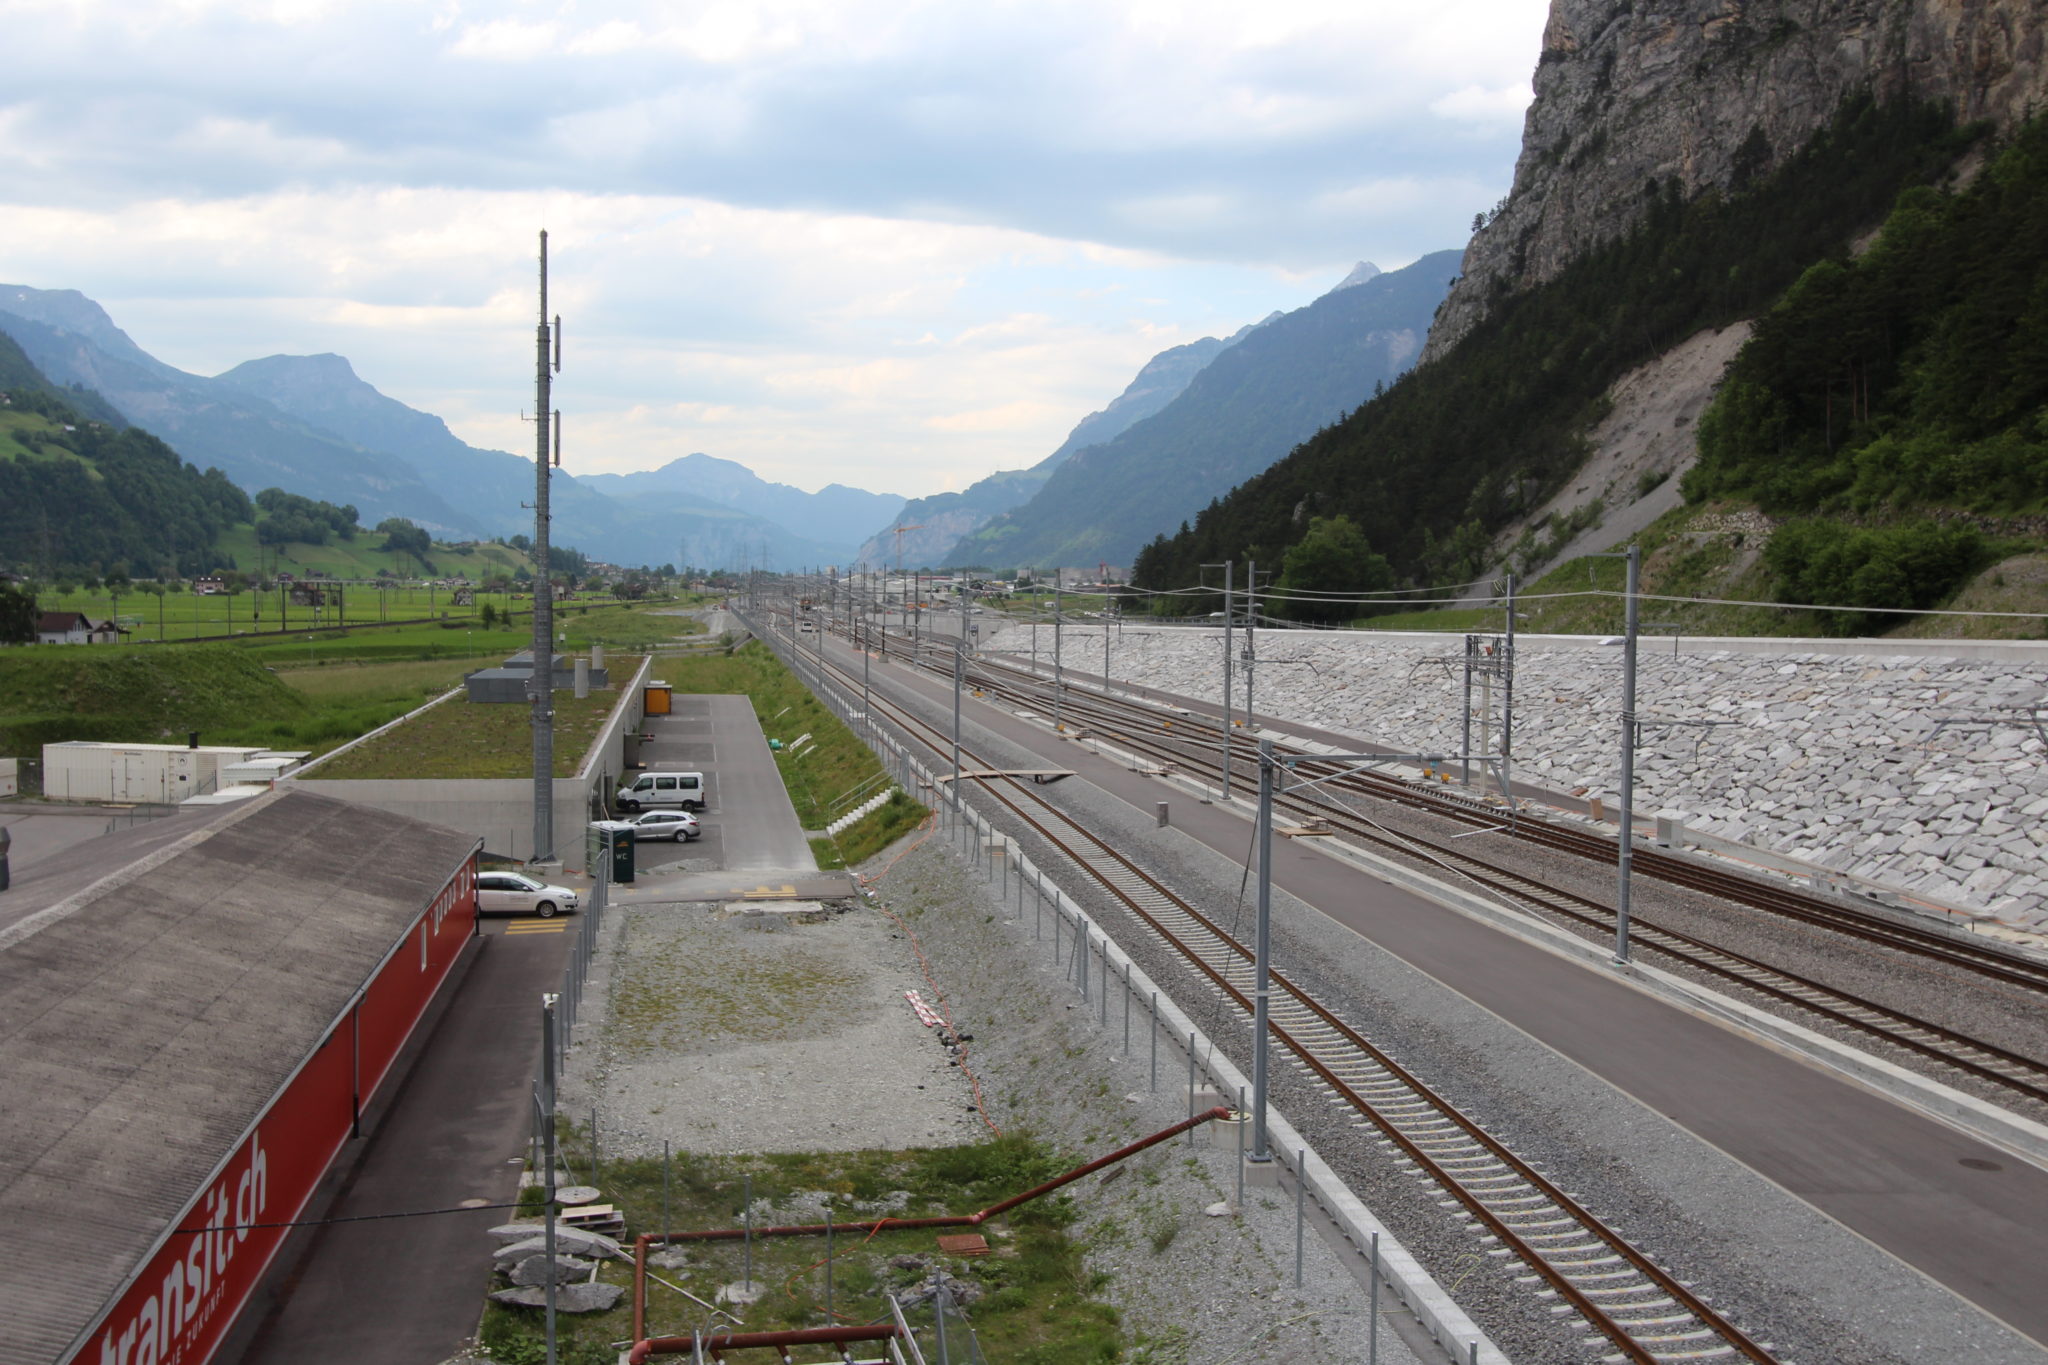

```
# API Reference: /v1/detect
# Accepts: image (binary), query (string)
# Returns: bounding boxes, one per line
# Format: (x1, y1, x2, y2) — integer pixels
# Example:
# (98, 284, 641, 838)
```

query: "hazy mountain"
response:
(856, 331, 1239, 568)
(211, 352, 623, 545)
(0, 287, 475, 535)
(944, 251, 1458, 570)
(579, 453, 904, 554)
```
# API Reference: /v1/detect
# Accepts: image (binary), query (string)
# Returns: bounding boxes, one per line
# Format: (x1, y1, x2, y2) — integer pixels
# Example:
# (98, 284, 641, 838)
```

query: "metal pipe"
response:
(631, 1326, 902, 1364)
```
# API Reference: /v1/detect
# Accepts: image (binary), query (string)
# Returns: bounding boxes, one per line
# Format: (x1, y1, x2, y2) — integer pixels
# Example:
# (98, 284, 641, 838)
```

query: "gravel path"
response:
(562, 898, 983, 1155)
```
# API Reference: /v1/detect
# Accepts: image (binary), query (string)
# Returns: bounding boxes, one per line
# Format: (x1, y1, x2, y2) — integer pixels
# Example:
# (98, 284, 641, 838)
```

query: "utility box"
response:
(589, 821, 637, 885)
(0, 757, 16, 798)
(644, 681, 672, 716)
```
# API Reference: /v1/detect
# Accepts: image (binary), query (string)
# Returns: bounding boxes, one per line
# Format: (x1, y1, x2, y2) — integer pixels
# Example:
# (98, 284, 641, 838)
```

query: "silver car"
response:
(629, 809, 702, 842)
(476, 871, 580, 917)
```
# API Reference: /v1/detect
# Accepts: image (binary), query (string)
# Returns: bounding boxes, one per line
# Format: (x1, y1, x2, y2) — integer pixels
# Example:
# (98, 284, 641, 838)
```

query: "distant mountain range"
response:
(3, 258, 1451, 577)
(854, 330, 1239, 568)
(938, 252, 1456, 570)
(0, 286, 905, 571)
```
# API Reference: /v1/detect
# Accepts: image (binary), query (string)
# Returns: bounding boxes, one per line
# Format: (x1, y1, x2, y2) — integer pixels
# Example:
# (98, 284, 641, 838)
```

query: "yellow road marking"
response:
(505, 921, 568, 934)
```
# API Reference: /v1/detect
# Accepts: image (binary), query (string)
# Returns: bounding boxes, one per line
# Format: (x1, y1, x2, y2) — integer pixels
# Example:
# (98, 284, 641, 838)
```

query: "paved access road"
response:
(829, 627, 2048, 1350)
(640, 693, 814, 874)
(223, 918, 569, 1364)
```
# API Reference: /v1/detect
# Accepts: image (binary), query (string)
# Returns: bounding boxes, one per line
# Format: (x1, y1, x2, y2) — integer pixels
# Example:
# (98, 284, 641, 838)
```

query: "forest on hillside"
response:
(1132, 95, 1982, 612)
(1680, 112, 2048, 628)
(0, 388, 255, 579)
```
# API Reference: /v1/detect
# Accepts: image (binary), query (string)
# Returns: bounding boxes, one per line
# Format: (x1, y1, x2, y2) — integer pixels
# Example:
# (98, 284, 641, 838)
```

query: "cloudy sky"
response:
(0, 0, 1548, 497)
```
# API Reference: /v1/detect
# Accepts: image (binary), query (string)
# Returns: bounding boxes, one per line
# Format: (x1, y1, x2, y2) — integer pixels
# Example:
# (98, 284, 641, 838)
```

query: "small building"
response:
(35, 611, 122, 645)
(41, 741, 303, 803)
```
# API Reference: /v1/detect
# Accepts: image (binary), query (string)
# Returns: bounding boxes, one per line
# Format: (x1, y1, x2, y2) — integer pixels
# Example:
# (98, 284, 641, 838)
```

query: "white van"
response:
(616, 771, 706, 812)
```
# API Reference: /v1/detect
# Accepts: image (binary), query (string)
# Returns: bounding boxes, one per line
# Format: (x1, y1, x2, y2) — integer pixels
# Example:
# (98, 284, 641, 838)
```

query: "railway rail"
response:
(828, 617, 2048, 1113)
(769, 614, 1787, 1364)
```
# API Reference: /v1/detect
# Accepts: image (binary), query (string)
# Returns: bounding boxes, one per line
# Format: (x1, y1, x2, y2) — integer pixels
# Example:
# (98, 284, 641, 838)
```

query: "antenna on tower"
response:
(553, 316, 562, 373)
(553, 410, 562, 467)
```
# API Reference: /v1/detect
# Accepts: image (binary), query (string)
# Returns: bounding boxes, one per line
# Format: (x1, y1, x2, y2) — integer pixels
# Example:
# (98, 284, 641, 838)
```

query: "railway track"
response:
(770, 617, 1787, 1364)
(964, 642, 2048, 995)
(847, 622, 2048, 1113)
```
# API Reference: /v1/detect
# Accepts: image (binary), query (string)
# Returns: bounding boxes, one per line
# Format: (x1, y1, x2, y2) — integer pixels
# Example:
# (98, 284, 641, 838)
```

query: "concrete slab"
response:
(611, 870, 856, 904)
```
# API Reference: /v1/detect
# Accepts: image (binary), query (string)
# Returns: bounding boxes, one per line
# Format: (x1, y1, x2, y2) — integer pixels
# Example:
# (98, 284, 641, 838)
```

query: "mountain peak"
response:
(1327, 262, 1383, 295)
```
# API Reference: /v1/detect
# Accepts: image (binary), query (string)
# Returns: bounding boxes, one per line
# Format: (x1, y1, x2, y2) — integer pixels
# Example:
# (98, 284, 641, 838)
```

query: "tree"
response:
(1275, 515, 1394, 623)
(0, 582, 35, 644)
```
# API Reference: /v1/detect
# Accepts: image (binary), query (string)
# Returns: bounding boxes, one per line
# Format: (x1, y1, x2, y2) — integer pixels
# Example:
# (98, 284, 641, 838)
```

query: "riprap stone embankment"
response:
(986, 625, 2048, 928)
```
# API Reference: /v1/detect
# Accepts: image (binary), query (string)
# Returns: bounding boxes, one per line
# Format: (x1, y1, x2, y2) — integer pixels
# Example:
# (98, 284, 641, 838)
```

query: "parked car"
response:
(629, 809, 701, 842)
(617, 771, 707, 812)
(476, 871, 580, 917)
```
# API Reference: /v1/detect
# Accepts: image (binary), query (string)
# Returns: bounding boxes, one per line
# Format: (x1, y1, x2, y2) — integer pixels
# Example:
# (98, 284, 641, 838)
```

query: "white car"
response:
(476, 871, 581, 918)
(629, 809, 701, 842)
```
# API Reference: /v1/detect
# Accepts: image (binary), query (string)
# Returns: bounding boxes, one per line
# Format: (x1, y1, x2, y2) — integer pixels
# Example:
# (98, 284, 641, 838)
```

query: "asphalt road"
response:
(222, 920, 568, 1364)
(221, 686, 827, 1363)
(830, 625, 2048, 1349)
(637, 693, 813, 874)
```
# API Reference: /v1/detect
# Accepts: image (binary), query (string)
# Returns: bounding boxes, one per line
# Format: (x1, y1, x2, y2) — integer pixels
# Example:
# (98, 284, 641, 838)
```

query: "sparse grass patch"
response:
(482, 1136, 1124, 1362)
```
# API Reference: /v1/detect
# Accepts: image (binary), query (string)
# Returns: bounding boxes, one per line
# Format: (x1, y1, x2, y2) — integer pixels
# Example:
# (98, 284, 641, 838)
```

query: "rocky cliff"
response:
(1425, 0, 2048, 360)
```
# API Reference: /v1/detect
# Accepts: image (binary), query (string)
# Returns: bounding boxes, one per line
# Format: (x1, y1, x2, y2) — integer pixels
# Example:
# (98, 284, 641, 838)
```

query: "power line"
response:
(162, 1201, 526, 1238)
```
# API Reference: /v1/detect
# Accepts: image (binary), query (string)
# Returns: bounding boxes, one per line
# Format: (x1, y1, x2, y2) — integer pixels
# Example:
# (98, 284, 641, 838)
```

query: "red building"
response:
(0, 789, 480, 1365)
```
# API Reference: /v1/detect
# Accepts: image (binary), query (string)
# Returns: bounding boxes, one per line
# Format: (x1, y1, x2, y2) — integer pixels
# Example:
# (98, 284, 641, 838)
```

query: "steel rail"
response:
(947, 650, 2048, 1106)
(956, 639, 2048, 993)
(794, 622, 1781, 1365)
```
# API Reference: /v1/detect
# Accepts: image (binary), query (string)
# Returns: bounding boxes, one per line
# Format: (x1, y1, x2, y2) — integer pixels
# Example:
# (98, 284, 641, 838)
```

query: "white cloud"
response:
(0, 0, 1554, 498)
(1430, 83, 1535, 126)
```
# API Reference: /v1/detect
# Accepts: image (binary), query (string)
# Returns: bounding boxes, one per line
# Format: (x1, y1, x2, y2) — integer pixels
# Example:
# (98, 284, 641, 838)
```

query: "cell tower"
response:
(530, 231, 562, 863)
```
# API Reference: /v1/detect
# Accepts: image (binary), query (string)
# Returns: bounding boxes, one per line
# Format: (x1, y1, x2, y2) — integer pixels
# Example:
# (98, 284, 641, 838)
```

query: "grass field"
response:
(211, 524, 536, 582)
(2, 602, 702, 774)
(479, 1135, 1123, 1365)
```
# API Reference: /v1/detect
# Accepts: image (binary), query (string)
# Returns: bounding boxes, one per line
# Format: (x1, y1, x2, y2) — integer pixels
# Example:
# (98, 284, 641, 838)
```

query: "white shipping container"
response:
(42, 742, 267, 803)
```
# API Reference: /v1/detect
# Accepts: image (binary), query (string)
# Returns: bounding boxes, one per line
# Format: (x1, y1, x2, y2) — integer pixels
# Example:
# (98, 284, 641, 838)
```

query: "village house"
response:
(36, 611, 124, 645)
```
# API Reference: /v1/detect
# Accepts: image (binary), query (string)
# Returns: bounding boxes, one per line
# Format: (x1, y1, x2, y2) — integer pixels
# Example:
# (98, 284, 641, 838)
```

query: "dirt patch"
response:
(580, 897, 986, 1156)
(1495, 323, 1752, 579)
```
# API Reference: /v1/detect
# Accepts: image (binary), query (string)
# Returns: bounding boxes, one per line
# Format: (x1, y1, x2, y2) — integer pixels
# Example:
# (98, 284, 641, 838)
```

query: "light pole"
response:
(1053, 573, 1064, 731)
(951, 638, 964, 812)
(1250, 738, 1276, 1166)
(1204, 561, 1235, 799)
(1595, 544, 1643, 963)
(1616, 544, 1641, 963)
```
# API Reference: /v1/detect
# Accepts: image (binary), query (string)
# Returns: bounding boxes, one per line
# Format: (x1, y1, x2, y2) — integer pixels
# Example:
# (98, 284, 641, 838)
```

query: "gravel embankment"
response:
(982, 622, 2048, 926)
(556, 848, 1432, 1363)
